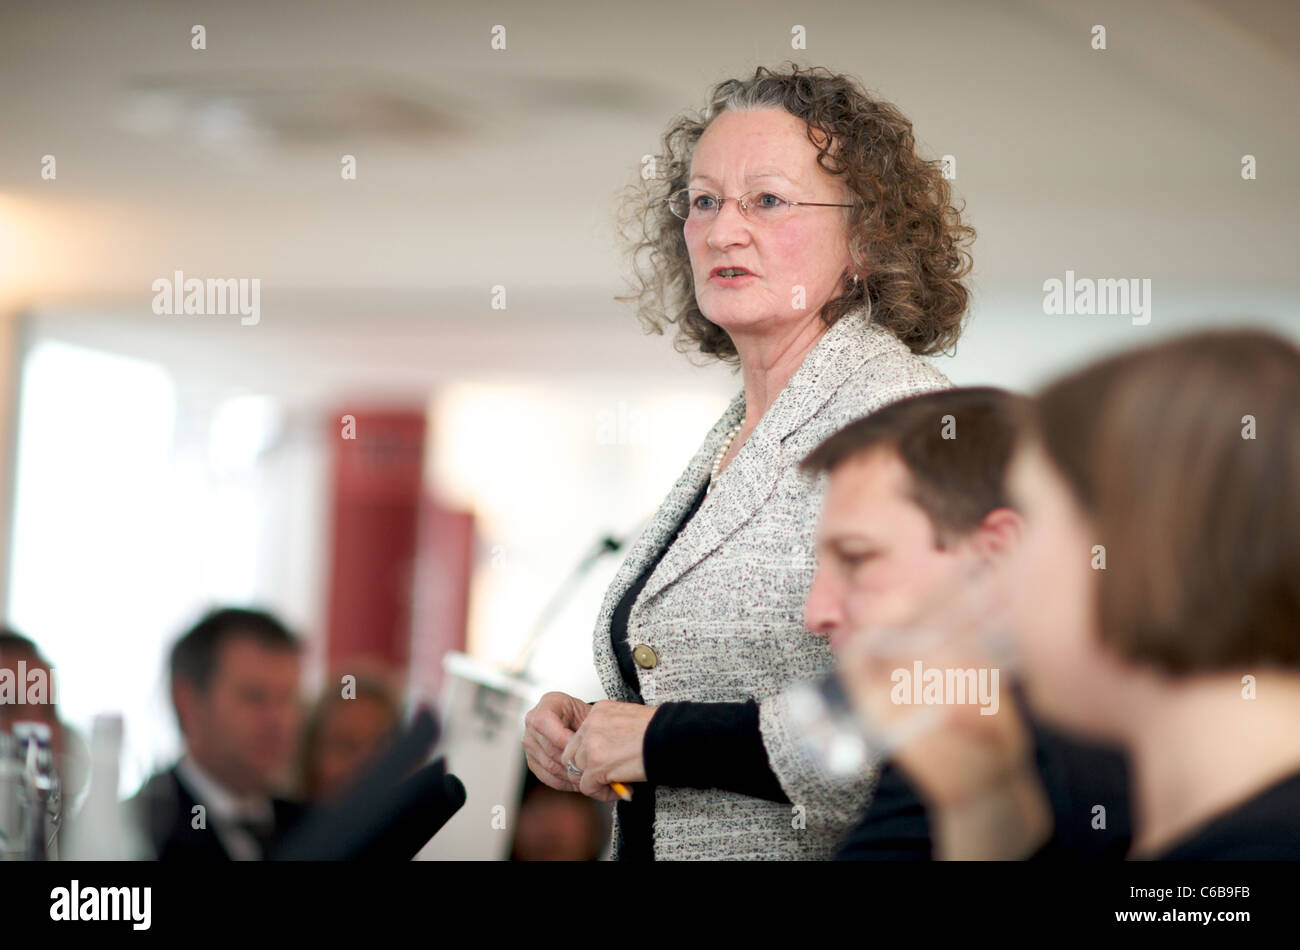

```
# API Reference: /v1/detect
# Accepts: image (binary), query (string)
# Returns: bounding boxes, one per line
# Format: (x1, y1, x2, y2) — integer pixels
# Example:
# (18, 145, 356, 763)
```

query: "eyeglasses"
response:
(667, 188, 855, 223)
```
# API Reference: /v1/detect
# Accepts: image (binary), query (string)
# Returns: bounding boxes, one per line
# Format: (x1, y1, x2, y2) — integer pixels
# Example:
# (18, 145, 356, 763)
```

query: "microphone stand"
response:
(511, 531, 628, 682)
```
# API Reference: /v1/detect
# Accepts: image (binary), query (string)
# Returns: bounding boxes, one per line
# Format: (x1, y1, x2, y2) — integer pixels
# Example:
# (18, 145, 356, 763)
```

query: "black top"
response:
(1150, 768, 1300, 860)
(608, 479, 789, 861)
(831, 731, 1300, 862)
(831, 761, 932, 860)
(127, 766, 307, 861)
(835, 689, 1132, 861)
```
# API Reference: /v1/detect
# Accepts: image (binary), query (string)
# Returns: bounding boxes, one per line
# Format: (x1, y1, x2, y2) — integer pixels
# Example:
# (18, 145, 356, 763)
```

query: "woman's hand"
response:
(523, 691, 593, 793)
(560, 701, 657, 802)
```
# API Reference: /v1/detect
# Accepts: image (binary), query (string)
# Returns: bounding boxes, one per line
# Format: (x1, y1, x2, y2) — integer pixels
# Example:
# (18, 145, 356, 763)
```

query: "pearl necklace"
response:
(708, 421, 744, 493)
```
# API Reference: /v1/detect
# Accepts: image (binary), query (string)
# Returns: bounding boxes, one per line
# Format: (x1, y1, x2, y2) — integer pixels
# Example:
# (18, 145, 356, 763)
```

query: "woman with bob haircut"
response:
(861, 327, 1300, 860)
(522, 62, 975, 860)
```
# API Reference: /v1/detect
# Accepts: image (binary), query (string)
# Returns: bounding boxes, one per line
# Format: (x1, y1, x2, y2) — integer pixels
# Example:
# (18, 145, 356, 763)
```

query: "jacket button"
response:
(632, 644, 658, 669)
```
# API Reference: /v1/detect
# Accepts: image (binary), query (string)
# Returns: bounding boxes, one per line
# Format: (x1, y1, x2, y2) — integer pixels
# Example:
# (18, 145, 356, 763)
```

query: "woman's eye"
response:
(757, 193, 785, 208)
(693, 195, 716, 210)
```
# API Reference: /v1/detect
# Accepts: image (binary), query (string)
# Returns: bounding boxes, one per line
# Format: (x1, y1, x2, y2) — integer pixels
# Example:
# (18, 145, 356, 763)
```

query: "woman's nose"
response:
(705, 198, 752, 247)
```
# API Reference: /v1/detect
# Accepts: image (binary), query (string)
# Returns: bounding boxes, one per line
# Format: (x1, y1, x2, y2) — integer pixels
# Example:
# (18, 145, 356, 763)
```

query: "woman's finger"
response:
(559, 729, 582, 772)
(584, 782, 618, 803)
(523, 746, 568, 791)
(527, 722, 568, 760)
(524, 737, 581, 792)
(532, 710, 578, 757)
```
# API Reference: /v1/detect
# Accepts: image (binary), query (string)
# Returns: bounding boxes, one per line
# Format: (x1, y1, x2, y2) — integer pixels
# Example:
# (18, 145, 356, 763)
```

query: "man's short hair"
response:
(0, 628, 55, 714)
(799, 387, 1027, 546)
(0, 628, 43, 659)
(169, 607, 300, 695)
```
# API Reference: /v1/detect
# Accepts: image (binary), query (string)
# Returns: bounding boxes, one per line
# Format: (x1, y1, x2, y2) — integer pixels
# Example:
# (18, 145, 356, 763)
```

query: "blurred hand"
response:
(892, 698, 1052, 860)
(885, 674, 1035, 809)
(560, 701, 656, 803)
(839, 628, 1051, 859)
(523, 691, 592, 793)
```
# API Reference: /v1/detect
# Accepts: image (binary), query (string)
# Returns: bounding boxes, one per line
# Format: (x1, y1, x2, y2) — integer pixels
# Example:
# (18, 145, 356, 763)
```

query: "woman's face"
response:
(685, 107, 856, 334)
(312, 695, 396, 800)
(1004, 441, 1129, 739)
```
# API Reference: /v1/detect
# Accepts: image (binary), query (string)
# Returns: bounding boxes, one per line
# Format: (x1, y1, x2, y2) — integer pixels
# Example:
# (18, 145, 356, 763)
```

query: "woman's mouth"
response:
(710, 267, 754, 284)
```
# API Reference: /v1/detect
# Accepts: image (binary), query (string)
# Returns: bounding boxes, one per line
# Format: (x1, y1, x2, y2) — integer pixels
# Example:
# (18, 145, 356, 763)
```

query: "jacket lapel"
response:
(632, 305, 889, 612)
(594, 396, 743, 651)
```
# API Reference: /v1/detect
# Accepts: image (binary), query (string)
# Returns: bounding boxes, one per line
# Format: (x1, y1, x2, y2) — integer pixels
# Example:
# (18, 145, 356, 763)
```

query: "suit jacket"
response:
(592, 305, 953, 859)
(129, 766, 307, 861)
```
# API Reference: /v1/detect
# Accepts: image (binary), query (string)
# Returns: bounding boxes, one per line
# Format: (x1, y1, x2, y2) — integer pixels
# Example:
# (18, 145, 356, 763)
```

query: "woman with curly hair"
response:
(522, 63, 976, 860)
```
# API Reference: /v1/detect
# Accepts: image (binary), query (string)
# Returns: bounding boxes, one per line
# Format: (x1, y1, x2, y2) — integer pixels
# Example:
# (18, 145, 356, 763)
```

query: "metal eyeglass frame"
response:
(667, 187, 856, 222)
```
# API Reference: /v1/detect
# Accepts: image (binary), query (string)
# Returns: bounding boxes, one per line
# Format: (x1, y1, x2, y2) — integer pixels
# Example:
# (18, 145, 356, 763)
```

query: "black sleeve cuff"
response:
(643, 700, 789, 803)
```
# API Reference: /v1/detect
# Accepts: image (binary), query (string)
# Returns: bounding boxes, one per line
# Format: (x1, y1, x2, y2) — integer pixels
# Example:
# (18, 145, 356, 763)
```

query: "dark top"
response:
(608, 479, 789, 861)
(1150, 768, 1300, 860)
(1029, 714, 1132, 860)
(128, 766, 307, 861)
(835, 689, 1132, 861)
(832, 761, 932, 860)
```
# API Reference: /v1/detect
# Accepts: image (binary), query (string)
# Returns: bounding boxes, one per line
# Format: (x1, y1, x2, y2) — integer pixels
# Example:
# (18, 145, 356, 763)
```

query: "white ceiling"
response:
(2, 0, 1297, 301)
(0, 0, 1296, 406)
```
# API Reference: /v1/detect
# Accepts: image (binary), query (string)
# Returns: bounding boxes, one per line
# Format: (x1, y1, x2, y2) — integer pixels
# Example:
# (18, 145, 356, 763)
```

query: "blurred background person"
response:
(524, 63, 972, 860)
(797, 387, 1130, 860)
(297, 674, 402, 804)
(129, 607, 307, 861)
(854, 328, 1300, 859)
(0, 627, 89, 855)
(510, 766, 607, 861)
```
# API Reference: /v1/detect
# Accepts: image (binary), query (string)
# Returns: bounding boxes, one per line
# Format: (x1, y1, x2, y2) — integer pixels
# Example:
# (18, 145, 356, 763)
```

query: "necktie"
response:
(233, 815, 276, 858)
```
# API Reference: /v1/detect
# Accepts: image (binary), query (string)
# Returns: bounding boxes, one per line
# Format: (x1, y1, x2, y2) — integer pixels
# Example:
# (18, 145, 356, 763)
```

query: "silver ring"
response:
(566, 761, 583, 777)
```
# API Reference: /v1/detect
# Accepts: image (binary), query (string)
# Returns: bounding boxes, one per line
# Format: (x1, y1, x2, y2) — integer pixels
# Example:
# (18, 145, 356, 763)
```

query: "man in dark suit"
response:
(129, 608, 307, 860)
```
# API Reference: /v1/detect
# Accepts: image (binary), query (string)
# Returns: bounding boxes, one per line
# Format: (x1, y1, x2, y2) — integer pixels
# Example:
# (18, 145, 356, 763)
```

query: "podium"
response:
(414, 651, 543, 860)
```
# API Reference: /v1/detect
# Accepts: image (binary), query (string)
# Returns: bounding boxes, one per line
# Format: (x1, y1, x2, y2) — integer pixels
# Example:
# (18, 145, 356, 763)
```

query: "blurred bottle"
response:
(63, 714, 150, 859)
(0, 722, 60, 859)
(0, 731, 22, 859)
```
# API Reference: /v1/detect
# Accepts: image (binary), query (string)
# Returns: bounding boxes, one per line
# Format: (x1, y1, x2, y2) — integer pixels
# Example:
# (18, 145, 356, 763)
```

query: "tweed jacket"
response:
(592, 305, 954, 860)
